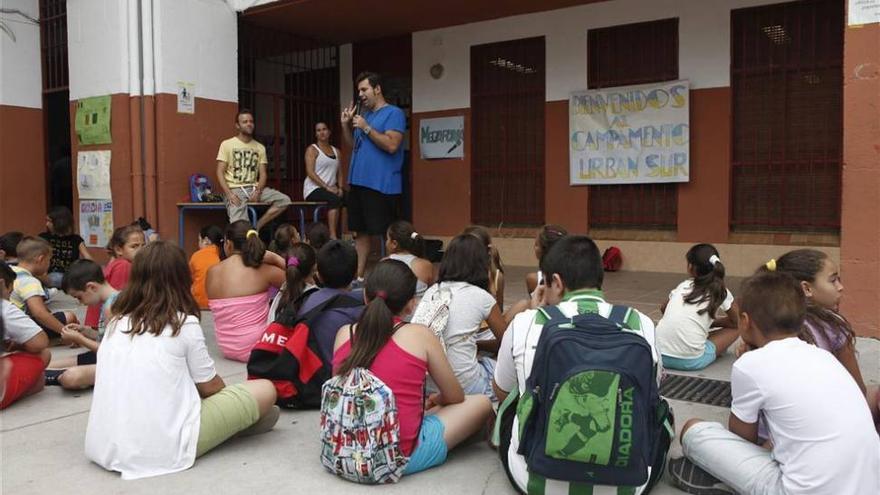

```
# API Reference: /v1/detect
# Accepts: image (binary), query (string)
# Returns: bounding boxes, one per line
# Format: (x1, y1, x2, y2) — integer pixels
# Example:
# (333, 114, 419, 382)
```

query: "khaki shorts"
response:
(226, 186, 292, 223)
(196, 383, 260, 457)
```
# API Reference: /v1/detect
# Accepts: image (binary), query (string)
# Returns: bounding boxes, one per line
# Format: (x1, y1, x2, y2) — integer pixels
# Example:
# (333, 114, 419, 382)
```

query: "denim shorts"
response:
(404, 415, 448, 475)
(662, 340, 717, 371)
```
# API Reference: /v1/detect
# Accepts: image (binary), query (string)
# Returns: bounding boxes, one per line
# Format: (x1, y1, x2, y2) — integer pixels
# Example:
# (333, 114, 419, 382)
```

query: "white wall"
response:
(68, 0, 238, 102)
(0, 0, 43, 108)
(412, 0, 782, 113)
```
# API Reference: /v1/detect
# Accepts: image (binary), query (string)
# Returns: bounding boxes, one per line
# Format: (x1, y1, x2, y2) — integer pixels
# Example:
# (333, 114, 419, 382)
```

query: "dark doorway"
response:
(40, 0, 72, 210)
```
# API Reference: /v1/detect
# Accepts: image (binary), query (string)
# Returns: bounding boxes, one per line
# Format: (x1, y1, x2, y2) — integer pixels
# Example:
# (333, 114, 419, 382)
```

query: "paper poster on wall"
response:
(849, 0, 880, 25)
(419, 116, 464, 159)
(569, 80, 690, 185)
(79, 200, 114, 247)
(75, 95, 112, 145)
(177, 81, 195, 114)
(76, 151, 112, 200)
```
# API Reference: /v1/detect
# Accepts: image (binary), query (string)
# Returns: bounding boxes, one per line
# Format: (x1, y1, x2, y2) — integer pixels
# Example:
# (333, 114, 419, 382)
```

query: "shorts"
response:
(662, 340, 717, 371)
(682, 421, 786, 495)
(404, 414, 448, 475)
(347, 185, 398, 235)
(306, 187, 344, 209)
(0, 353, 47, 409)
(463, 356, 497, 402)
(76, 351, 98, 366)
(226, 186, 292, 224)
(196, 383, 260, 457)
(32, 311, 68, 339)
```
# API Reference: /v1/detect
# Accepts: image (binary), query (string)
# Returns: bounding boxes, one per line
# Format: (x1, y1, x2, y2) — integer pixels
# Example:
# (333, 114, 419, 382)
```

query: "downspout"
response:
(137, 0, 149, 220)
(128, 0, 145, 219)
(142, 0, 159, 230)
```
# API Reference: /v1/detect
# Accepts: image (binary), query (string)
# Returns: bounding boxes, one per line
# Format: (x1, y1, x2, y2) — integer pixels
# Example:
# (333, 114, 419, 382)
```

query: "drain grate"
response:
(660, 375, 732, 407)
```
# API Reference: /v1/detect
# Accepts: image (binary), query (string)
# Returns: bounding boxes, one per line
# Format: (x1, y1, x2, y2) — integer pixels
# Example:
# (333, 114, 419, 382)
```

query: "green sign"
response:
(76, 95, 112, 145)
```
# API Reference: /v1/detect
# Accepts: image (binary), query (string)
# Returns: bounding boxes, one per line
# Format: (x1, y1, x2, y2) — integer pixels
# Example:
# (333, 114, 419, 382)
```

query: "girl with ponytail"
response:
(384, 220, 433, 297)
(656, 243, 739, 371)
(206, 220, 285, 361)
(332, 259, 492, 475)
(270, 242, 317, 321)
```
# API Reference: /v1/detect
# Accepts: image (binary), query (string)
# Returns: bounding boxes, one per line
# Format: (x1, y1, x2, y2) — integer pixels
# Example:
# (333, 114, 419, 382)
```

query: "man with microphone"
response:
(341, 72, 406, 282)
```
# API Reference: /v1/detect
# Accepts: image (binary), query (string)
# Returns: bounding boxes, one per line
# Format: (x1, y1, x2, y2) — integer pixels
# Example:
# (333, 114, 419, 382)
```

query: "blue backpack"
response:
(516, 305, 671, 488)
(189, 173, 215, 202)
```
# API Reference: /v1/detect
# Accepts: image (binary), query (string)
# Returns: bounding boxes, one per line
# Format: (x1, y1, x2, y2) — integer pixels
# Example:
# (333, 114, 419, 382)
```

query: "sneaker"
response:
(239, 405, 280, 437)
(668, 457, 734, 495)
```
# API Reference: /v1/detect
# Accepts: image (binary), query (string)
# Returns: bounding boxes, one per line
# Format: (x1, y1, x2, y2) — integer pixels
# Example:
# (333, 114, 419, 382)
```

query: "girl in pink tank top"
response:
(331, 259, 493, 476)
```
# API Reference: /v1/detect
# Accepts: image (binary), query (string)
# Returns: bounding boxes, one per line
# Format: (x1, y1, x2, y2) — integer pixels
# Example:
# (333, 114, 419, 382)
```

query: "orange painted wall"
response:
(840, 22, 880, 339)
(0, 105, 46, 234)
(677, 87, 731, 243)
(545, 100, 589, 232)
(154, 94, 238, 255)
(411, 108, 472, 235)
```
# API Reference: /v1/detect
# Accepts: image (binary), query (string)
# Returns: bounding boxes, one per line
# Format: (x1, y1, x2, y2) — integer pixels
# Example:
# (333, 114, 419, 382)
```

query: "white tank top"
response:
(303, 144, 339, 199)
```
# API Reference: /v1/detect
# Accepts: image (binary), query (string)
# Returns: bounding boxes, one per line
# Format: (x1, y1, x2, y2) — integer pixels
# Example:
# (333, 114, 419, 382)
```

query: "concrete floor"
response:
(2, 268, 878, 494)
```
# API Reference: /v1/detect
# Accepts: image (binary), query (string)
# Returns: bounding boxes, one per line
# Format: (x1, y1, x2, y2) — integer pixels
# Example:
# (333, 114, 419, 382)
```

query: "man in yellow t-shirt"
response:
(216, 110, 291, 229)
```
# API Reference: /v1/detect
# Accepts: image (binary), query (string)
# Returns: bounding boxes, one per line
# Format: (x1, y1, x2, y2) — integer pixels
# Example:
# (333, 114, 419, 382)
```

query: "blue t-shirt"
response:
(349, 104, 406, 194)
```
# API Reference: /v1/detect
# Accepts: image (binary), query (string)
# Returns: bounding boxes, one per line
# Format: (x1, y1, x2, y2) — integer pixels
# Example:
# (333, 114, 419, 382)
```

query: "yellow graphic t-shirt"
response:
(216, 137, 268, 188)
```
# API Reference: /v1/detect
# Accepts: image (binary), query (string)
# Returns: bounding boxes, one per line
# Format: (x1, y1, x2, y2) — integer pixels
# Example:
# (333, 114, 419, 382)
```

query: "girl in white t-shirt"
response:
(656, 243, 739, 371)
(85, 241, 280, 480)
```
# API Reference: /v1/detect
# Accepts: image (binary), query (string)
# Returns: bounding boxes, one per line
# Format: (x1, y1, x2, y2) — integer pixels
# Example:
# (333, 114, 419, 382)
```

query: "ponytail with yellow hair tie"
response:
(765, 258, 777, 272)
(246, 229, 259, 239)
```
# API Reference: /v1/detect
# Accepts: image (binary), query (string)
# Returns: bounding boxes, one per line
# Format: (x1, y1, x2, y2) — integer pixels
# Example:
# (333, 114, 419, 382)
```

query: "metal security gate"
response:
(587, 18, 679, 229)
(40, 0, 72, 209)
(471, 37, 546, 226)
(730, 0, 843, 231)
(238, 20, 339, 200)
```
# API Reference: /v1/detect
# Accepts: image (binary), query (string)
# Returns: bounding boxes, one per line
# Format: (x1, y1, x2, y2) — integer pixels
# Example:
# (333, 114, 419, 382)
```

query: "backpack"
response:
(411, 283, 453, 349)
(319, 345, 409, 483)
(247, 292, 362, 409)
(516, 305, 672, 489)
(602, 246, 623, 272)
(189, 173, 223, 202)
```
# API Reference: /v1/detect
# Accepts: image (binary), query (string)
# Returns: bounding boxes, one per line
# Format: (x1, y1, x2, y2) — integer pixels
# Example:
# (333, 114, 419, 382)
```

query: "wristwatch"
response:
(364, 125, 372, 136)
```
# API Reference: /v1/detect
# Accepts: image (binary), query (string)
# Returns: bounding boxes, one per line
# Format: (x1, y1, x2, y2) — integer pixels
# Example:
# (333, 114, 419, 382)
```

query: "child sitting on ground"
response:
(327, 259, 492, 478)
(669, 271, 880, 495)
(189, 225, 224, 310)
(0, 231, 23, 265)
(384, 220, 433, 297)
(525, 224, 567, 295)
(10, 237, 79, 338)
(0, 261, 51, 409)
(656, 243, 739, 371)
(39, 206, 93, 287)
(83, 225, 145, 328)
(463, 225, 505, 310)
(765, 249, 879, 426)
(43, 260, 119, 390)
(268, 242, 317, 323)
(85, 241, 279, 480)
(267, 223, 300, 255)
(306, 222, 330, 252)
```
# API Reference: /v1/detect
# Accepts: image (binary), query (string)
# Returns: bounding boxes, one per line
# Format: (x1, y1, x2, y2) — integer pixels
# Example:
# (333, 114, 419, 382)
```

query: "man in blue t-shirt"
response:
(341, 72, 406, 281)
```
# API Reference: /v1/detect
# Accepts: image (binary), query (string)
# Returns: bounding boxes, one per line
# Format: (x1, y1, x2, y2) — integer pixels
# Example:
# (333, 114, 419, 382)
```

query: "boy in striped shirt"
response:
(492, 235, 663, 495)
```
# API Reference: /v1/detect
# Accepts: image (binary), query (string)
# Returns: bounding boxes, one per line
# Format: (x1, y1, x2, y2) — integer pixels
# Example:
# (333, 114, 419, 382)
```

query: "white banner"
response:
(570, 80, 690, 185)
(77, 150, 112, 199)
(419, 116, 464, 159)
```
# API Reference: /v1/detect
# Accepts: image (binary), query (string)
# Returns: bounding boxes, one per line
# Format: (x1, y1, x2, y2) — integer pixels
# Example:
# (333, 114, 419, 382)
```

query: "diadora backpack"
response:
(319, 341, 409, 484)
(247, 292, 362, 409)
(188, 173, 223, 202)
(411, 283, 453, 349)
(516, 305, 673, 491)
(602, 246, 623, 272)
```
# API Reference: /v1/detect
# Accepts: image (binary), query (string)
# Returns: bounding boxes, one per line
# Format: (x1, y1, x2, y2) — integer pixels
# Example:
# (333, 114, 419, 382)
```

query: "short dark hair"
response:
(739, 272, 806, 337)
(540, 235, 604, 290)
(306, 222, 330, 251)
(0, 231, 24, 257)
(317, 240, 357, 289)
(438, 234, 490, 291)
(355, 71, 382, 90)
(236, 108, 254, 123)
(62, 259, 106, 292)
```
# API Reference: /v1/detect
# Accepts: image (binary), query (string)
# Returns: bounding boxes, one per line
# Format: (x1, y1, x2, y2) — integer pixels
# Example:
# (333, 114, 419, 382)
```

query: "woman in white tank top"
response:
(303, 122, 343, 239)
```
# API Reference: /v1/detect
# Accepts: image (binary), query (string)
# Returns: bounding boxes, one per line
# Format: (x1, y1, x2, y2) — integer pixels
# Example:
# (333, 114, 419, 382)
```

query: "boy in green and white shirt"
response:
(493, 236, 662, 495)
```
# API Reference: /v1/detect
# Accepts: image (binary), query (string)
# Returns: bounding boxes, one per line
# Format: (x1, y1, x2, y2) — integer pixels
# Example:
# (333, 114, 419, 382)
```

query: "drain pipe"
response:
(142, 0, 159, 230)
(137, 0, 149, 220)
(128, 0, 145, 219)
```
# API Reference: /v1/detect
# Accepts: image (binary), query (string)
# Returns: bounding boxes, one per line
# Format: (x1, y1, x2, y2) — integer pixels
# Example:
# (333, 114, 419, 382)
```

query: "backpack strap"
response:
(277, 291, 362, 327)
(607, 304, 631, 329)
(539, 305, 568, 323)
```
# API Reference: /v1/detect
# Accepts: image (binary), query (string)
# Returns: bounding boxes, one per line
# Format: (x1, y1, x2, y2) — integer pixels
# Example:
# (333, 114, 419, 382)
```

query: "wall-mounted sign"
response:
(177, 81, 195, 114)
(849, 0, 880, 25)
(75, 95, 112, 145)
(79, 200, 113, 247)
(419, 116, 464, 159)
(76, 150, 112, 200)
(569, 80, 690, 185)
